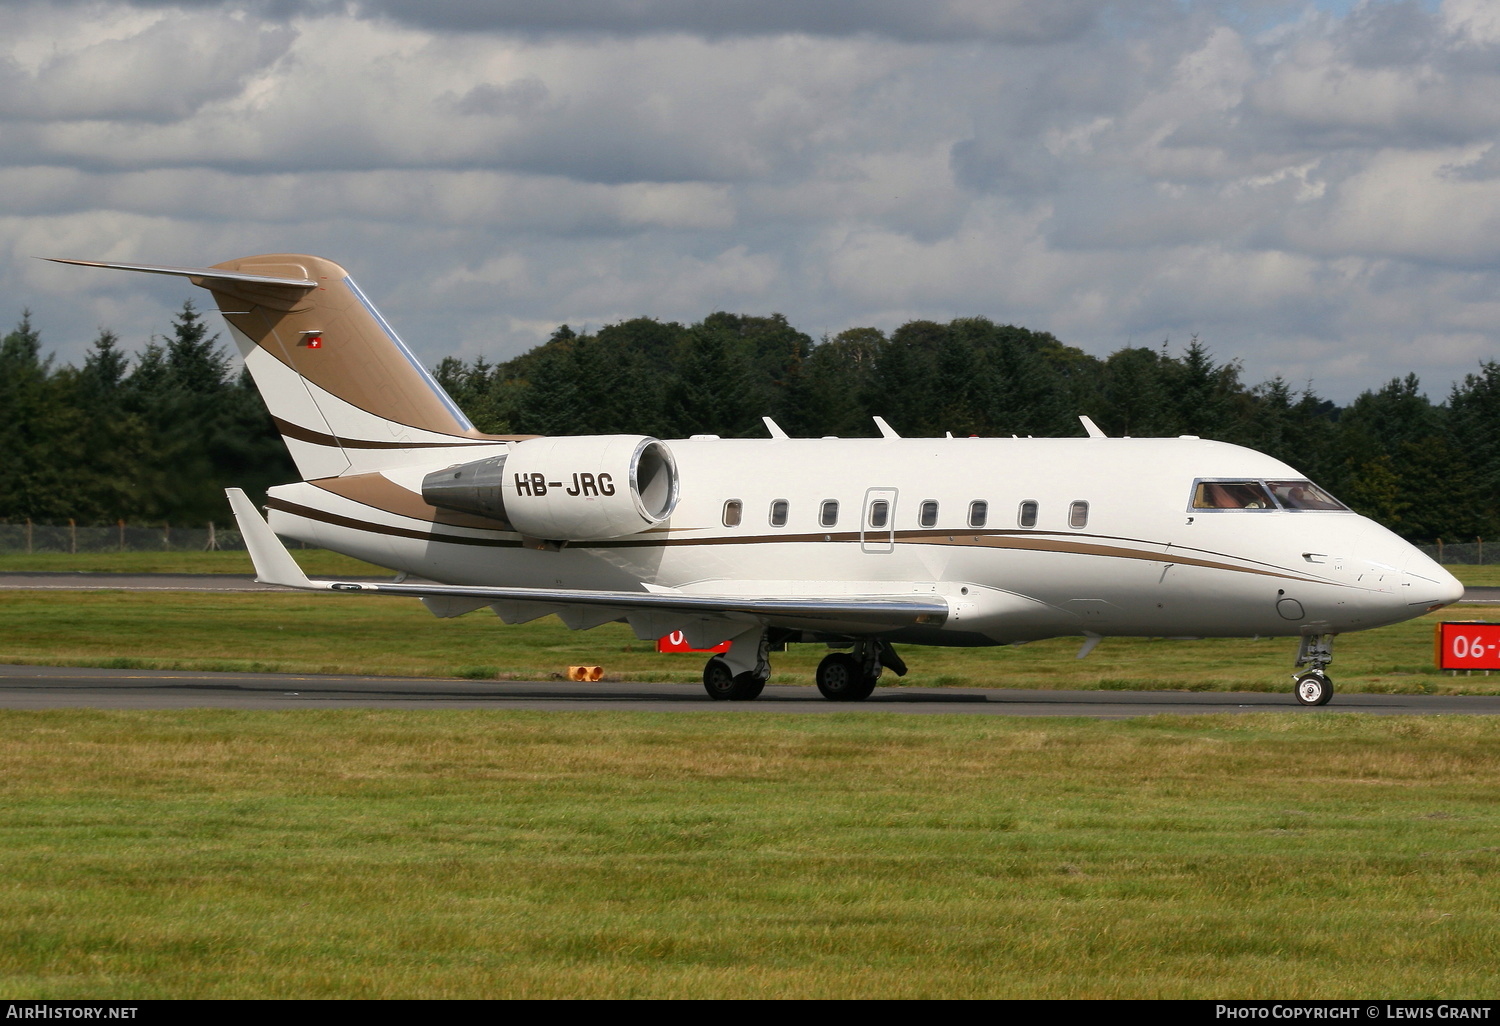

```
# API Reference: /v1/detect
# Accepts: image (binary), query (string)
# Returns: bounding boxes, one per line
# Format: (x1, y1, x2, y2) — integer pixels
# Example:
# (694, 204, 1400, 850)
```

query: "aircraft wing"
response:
(226, 489, 949, 633)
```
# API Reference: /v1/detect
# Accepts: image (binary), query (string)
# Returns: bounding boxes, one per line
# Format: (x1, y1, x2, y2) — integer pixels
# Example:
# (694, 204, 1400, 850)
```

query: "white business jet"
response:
(50, 254, 1464, 705)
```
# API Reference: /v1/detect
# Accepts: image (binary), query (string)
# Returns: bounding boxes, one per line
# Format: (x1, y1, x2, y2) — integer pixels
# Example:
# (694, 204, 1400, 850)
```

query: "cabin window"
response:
(968, 501, 988, 528)
(1069, 501, 1089, 529)
(1191, 480, 1277, 511)
(1018, 500, 1038, 528)
(722, 500, 742, 527)
(1265, 480, 1348, 511)
(919, 500, 939, 528)
(869, 500, 890, 529)
(770, 499, 789, 527)
(820, 500, 839, 528)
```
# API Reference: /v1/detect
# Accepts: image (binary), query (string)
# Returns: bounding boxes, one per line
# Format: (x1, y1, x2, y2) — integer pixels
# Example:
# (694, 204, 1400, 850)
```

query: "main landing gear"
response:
(815, 639, 906, 702)
(815, 653, 876, 701)
(702, 625, 771, 701)
(700, 631, 906, 702)
(702, 656, 766, 701)
(1293, 633, 1335, 706)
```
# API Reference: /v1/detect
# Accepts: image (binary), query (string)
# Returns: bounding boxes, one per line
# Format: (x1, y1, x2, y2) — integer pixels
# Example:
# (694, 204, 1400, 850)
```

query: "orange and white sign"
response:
(657, 630, 731, 654)
(1436, 622, 1500, 670)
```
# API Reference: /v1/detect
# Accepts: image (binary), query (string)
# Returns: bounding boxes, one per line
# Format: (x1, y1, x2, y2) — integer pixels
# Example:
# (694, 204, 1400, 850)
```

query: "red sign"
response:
(657, 631, 731, 654)
(1435, 622, 1500, 670)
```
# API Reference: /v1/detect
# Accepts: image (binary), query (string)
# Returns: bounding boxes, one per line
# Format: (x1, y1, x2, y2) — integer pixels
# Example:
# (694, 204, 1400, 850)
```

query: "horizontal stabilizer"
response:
(44, 257, 316, 289)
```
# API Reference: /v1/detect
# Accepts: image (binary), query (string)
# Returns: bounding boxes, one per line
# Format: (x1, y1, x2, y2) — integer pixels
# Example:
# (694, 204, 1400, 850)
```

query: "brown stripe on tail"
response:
(205, 254, 483, 439)
(45, 253, 529, 481)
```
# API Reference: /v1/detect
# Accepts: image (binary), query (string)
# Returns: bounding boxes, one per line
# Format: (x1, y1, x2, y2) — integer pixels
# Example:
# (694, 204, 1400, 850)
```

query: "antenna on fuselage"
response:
(873, 416, 901, 439)
(762, 416, 789, 439)
(1079, 415, 1106, 439)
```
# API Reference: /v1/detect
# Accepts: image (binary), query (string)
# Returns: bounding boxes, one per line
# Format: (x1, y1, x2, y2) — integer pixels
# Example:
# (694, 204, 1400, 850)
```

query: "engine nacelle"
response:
(421, 435, 679, 541)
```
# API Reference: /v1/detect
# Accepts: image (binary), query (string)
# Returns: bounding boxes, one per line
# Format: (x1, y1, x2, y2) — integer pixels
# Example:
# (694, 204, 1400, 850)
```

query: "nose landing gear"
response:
(1294, 669, 1333, 706)
(1293, 633, 1335, 706)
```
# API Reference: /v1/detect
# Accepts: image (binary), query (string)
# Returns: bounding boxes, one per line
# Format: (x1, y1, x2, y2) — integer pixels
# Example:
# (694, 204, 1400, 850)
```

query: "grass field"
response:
(0, 587, 1496, 694)
(3, 559, 1498, 999)
(1, 709, 1497, 998)
(1452, 564, 1500, 587)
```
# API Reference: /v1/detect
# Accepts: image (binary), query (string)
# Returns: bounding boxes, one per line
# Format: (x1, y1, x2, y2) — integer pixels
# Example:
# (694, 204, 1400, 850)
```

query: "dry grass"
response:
(1, 709, 1497, 998)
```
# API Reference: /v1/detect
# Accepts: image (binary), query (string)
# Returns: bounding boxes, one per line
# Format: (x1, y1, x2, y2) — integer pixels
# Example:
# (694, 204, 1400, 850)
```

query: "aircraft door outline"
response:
(861, 487, 898, 554)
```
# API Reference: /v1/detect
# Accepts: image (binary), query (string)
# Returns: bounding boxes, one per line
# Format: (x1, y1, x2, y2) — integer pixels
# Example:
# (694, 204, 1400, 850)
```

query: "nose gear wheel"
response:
(1293, 669, 1333, 706)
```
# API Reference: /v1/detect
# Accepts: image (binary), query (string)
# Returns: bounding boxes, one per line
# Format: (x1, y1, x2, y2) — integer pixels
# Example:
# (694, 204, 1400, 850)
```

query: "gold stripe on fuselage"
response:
(276, 485, 1338, 588)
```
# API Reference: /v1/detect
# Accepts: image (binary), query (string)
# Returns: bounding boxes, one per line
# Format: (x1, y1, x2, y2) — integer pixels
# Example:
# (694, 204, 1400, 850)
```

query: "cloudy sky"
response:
(5, 0, 1499, 403)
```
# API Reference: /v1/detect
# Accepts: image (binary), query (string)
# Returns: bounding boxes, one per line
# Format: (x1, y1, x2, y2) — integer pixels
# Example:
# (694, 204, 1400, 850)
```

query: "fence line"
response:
(1416, 540, 1493, 565)
(0, 520, 258, 554)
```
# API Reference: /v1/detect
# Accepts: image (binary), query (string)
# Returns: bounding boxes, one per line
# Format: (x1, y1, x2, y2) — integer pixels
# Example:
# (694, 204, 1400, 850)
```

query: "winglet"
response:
(1079, 415, 1106, 439)
(873, 416, 901, 439)
(225, 488, 312, 588)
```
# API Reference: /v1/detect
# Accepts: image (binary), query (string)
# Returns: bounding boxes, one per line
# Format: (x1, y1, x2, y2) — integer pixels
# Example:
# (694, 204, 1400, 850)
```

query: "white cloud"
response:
(4, 0, 1500, 406)
(0, 6, 293, 122)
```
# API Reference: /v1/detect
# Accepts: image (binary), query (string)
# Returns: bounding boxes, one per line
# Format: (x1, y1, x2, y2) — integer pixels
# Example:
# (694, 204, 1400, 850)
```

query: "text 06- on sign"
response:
(1435, 622, 1500, 670)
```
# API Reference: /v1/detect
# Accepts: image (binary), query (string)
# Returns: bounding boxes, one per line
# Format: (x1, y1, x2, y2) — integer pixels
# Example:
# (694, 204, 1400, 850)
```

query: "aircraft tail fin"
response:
(48, 255, 520, 480)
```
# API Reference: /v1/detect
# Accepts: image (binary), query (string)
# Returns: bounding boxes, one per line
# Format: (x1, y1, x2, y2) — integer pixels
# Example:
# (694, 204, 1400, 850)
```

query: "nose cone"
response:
(1355, 520, 1463, 618)
(1406, 561, 1464, 612)
(1377, 526, 1464, 611)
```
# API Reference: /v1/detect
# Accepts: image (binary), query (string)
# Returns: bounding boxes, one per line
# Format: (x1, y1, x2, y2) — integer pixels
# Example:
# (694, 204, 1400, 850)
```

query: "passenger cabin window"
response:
(919, 500, 939, 528)
(770, 499, 789, 527)
(722, 499, 742, 527)
(968, 501, 988, 528)
(820, 500, 839, 528)
(1018, 500, 1038, 528)
(1265, 480, 1348, 511)
(1069, 501, 1089, 529)
(1191, 481, 1277, 510)
(869, 500, 890, 529)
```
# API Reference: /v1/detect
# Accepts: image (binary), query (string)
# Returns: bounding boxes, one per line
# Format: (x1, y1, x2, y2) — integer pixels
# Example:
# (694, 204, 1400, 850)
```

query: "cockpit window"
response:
(1265, 480, 1348, 511)
(1192, 481, 1275, 510)
(1190, 478, 1348, 512)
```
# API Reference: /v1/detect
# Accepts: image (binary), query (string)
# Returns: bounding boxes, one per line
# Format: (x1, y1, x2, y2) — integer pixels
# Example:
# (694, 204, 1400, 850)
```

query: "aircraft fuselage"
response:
(264, 434, 1460, 648)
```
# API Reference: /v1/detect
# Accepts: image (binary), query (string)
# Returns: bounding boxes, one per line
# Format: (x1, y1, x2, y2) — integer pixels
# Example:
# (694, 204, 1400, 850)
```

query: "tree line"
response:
(3, 304, 1497, 542)
(0, 304, 293, 526)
